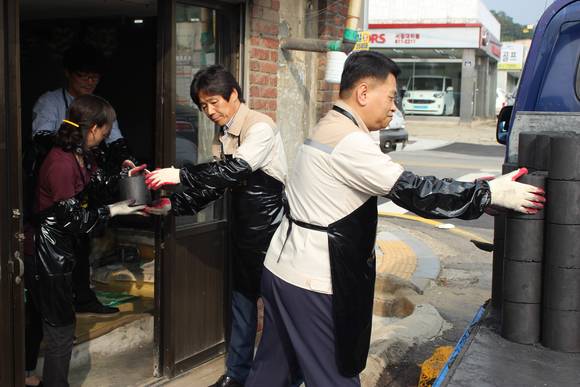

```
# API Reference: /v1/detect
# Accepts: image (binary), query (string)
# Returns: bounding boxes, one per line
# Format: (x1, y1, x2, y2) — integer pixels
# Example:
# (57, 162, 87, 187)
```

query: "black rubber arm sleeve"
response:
(84, 168, 122, 206)
(170, 187, 226, 216)
(108, 138, 136, 165)
(31, 131, 56, 159)
(25, 131, 55, 177)
(51, 198, 110, 234)
(179, 156, 253, 191)
(386, 171, 491, 220)
(94, 138, 137, 174)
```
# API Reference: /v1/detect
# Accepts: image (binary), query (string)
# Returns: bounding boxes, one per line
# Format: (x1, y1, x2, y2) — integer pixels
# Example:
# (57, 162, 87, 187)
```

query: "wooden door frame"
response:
(0, 0, 25, 385)
(154, 0, 175, 377)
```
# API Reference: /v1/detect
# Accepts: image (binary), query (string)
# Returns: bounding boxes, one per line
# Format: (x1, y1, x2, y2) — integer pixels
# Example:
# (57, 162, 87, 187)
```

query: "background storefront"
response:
(497, 40, 530, 104)
(366, 0, 502, 122)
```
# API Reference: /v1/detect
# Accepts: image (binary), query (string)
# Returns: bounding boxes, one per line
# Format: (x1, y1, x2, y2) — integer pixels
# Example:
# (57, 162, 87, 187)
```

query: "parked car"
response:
(175, 103, 199, 166)
(370, 108, 408, 153)
(402, 75, 456, 116)
(495, 88, 508, 116)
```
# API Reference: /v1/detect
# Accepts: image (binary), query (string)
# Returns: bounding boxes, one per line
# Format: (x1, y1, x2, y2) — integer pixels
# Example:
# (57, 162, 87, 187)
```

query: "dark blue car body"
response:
(498, 0, 580, 145)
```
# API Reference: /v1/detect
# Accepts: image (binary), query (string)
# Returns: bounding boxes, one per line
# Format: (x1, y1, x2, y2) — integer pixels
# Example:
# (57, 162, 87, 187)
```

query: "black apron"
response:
(231, 169, 285, 300)
(285, 197, 378, 377)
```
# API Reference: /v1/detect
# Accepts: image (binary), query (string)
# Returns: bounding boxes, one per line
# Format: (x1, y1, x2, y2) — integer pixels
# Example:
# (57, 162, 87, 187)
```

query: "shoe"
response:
(210, 375, 243, 387)
(26, 382, 43, 387)
(75, 300, 120, 317)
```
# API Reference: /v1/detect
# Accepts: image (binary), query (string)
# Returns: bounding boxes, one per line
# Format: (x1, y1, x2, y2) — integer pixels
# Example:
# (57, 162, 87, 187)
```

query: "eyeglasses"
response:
(73, 72, 101, 82)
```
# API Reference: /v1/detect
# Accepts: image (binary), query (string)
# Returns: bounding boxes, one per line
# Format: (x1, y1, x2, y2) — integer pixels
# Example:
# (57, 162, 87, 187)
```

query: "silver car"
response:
(379, 108, 408, 153)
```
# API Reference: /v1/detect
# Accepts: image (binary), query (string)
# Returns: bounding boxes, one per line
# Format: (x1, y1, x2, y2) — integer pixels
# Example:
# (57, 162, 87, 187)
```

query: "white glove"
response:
(108, 200, 147, 217)
(144, 198, 172, 216)
(488, 168, 546, 214)
(145, 167, 181, 190)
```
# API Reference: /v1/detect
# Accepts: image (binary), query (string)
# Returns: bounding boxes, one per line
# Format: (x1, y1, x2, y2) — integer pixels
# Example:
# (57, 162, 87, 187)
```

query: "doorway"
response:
(13, 0, 242, 385)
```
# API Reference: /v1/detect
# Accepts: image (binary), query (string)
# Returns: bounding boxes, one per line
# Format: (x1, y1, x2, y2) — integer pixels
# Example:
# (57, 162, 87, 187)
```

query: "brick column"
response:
(248, 0, 280, 121)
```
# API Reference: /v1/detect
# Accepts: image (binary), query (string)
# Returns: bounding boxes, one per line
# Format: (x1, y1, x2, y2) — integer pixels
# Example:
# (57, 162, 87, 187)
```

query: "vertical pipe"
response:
(343, 0, 362, 43)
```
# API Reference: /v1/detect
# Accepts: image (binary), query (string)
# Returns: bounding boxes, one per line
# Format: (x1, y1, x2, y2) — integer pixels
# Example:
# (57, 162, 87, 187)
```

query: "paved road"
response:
(377, 141, 505, 386)
(382, 142, 505, 232)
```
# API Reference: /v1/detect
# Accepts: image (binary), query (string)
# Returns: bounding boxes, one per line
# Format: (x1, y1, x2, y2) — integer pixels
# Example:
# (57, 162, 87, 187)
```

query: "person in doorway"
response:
(144, 65, 290, 387)
(23, 94, 146, 387)
(242, 51, 546, 386)
(29, 43, 136, 317)
(32, 43, 135, 172)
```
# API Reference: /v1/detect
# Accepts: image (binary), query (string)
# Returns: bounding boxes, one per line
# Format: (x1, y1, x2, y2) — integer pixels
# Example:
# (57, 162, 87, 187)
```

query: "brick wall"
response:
(248, 0, 280, 121)
(316, 0, 349, 120)
(247, 0, 350, 121)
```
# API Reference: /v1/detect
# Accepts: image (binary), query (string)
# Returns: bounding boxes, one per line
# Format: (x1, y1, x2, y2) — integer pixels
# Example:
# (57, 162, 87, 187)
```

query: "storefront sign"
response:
(354, 31, 371, 51)
(369, 27, 480, 48)
(499, 43, 525, 70)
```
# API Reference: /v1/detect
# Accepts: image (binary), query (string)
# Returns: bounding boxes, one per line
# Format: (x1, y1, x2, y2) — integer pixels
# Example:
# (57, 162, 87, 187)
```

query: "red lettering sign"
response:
(370, 33, 386, 44)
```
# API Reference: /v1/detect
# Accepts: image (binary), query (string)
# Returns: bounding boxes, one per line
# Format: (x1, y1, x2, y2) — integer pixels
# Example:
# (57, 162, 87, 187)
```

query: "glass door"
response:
(157, 0, 241, 377)
(174, 3, 222, 226)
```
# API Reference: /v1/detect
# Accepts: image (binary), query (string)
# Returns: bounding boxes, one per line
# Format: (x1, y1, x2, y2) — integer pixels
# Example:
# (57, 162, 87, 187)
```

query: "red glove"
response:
(129, 164, 148, 176)
(122, 160, 150, 176)
(144, 198, 172, 216)
(122, 160, 136, 169)
(145, 167, 181, 190)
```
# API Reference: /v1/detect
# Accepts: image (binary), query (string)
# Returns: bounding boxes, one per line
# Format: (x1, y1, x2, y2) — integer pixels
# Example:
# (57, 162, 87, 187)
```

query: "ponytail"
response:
(54, 94, 116, 153)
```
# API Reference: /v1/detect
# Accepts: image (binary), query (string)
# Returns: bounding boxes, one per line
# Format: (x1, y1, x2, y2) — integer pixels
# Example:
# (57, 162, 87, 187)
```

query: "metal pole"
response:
(280, 38, 355, 53)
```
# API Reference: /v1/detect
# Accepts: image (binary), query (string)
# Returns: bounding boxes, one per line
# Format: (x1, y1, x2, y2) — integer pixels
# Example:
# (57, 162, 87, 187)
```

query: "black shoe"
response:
(75, 300, 120, 317)
(210, 375, 243, 387)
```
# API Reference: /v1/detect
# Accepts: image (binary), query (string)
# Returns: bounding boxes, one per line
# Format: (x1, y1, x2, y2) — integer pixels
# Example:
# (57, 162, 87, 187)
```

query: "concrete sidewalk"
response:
(405, 117, 498, 145)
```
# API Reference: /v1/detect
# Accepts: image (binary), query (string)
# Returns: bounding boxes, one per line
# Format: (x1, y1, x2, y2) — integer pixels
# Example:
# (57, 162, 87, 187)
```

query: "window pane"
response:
(175, 4, 221, 226)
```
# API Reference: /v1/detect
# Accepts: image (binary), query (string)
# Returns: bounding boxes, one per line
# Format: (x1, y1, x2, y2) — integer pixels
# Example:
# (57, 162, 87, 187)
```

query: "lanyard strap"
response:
(332, 105, 359, 127)
(62, 88, 69, 111)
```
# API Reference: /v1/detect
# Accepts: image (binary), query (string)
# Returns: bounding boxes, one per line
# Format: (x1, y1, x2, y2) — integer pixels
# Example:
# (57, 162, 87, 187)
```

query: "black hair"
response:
(339, 51, 401, 98)
(63, 44, 104, 75)
(190, 65, 244, 109)
(55, 94, 116, 152)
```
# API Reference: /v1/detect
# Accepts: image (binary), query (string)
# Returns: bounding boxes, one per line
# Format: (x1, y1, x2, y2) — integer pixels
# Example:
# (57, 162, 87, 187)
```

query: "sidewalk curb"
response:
(376, 230, 440, 292)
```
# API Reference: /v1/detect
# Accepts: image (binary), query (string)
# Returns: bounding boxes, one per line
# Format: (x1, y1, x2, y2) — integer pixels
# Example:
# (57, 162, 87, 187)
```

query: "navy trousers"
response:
(246, 269, 360, 387)
(226, 291, 258, 383)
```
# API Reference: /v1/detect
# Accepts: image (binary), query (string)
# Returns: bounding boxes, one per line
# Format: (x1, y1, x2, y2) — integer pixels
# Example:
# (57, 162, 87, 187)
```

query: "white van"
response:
(402, 75, 456, 116)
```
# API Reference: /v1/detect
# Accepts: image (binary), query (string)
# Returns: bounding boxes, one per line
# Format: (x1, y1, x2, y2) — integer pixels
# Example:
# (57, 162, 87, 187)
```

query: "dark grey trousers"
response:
(246, 269, 360, 387)
(42, 321, 75, 387)
(24, 254, 75, 387)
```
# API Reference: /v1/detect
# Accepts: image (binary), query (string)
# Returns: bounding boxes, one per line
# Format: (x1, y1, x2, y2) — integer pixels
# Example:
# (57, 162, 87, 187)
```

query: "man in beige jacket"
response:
(145, 65, 289, 387)
(246, 51, 545, 386)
